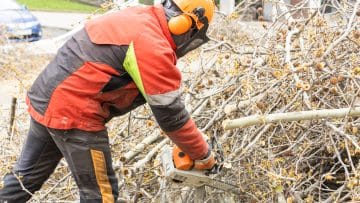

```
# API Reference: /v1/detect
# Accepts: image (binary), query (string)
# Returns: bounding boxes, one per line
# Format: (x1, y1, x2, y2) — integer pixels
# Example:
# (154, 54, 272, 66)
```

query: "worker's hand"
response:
(194, 149, 216, 170)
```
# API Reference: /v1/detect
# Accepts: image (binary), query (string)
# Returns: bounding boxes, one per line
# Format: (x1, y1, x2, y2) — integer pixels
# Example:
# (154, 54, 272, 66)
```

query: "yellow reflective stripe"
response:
(90, 149, 114, 203)
(123, 42, 147, 100)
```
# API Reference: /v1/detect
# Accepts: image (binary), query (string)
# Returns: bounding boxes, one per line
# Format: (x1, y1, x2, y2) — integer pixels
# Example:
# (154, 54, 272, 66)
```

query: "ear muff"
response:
(168, 14, 193, 35)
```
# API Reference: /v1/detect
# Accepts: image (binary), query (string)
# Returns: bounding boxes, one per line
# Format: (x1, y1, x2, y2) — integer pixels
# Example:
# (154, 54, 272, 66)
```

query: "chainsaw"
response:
(160, 143, 241, 195)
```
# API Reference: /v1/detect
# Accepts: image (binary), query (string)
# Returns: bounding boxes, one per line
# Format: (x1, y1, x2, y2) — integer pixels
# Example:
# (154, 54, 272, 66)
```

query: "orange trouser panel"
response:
(91, 149, 114, 203)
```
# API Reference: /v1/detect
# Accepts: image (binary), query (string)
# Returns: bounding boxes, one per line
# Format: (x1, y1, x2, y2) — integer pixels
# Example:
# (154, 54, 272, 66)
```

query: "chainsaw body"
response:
(160, 145, 241, 194)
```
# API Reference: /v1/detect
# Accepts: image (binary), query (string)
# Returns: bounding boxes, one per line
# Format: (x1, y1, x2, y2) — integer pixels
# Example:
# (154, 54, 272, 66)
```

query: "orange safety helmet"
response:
(168, 0, 215, 35)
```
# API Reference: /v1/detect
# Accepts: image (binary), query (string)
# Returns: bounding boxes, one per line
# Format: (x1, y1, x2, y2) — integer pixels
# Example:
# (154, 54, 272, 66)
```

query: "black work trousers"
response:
(0, 118, 118, 203)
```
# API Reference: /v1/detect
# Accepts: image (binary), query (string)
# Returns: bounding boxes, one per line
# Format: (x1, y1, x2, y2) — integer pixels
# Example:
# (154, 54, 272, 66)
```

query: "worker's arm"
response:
(152, 99, 216, 170)
(124, 37, 209, 160)
(150, 95, 208, 160)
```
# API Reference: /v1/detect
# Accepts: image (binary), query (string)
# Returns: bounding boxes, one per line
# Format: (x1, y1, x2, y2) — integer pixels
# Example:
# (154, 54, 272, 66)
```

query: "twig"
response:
(127, 111, 132, 137)
(13, 173, 36, 201)
(8, 97, 16, 137)
(326, 122, 360, 149)
(321, 0, 360, 59)
(285, 27, 312, 109)
(201, 84, 242, 131)
(131, 181, 153, 200)
(328, 134, 350, 179)
(40, 172, 71, 200)
(133, 168, 144, 203)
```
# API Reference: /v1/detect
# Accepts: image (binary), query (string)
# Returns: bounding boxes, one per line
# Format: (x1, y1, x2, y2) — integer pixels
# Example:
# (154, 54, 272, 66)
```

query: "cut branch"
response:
(133, 138, 169, 170)
(223, 107, 360, 130)
(121, 130, 162, 163)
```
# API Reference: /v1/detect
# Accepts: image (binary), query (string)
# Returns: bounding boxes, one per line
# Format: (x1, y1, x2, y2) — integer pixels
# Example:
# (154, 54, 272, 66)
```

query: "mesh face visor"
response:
(175, 17, 210, 58)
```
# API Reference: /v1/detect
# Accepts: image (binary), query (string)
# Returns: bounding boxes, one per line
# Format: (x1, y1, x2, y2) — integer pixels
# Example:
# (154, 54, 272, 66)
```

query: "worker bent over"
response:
(0, 0, 216, 202)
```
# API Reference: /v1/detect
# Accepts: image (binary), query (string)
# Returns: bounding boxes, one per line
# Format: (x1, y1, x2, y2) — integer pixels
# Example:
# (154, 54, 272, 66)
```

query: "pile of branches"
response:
(201, 1, 359, 202)
(112, 1, 360, 202)
(1, 0, 360, 202)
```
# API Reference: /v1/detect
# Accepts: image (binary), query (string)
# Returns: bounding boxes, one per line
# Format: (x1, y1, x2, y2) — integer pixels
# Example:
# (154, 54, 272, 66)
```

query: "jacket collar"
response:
(152, 5, 177, 51)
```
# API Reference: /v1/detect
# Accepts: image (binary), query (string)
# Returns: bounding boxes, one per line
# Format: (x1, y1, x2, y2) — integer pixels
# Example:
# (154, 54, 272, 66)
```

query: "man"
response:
(0, 0, 216, 202)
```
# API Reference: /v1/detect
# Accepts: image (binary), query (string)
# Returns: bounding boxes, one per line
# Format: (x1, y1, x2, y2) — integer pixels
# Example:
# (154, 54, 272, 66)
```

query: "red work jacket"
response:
(26, 5, 208, 160)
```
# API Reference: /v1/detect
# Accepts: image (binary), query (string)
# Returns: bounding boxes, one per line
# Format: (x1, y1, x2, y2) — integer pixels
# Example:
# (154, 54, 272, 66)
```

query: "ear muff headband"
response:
(168, 14, 193, 35)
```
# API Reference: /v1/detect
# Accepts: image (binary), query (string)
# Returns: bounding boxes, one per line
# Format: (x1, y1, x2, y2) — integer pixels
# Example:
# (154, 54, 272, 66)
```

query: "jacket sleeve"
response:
(124, 34, 208, 160)
(150, 96, 209, 160)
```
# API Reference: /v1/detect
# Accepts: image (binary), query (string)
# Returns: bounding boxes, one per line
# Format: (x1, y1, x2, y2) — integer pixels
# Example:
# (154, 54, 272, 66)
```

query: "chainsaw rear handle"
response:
(173, 145, 194, 170)
(172, 145, 217, 172)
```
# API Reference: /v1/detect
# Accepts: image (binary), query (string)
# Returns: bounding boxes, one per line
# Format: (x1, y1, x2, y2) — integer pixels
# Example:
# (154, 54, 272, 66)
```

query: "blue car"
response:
(0, 0, 42, 42)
